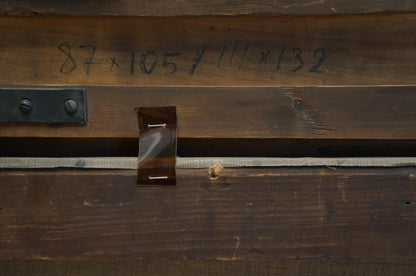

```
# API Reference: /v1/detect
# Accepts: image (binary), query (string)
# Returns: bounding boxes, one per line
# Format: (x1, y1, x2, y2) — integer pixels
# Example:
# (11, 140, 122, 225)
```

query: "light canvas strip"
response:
(1, 157, 416, 169)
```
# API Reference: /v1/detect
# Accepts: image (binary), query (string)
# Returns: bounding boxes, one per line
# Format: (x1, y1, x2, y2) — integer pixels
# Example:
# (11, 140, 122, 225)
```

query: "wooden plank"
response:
(2, 260, 416, 276)
(2, 86, 416, 139)
(1, 14, 416, 86)
(1, 0, 416, 16)
(1, 168, 415, 261)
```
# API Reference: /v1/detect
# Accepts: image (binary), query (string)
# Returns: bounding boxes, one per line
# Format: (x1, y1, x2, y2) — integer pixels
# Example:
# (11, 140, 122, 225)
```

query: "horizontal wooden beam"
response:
(1, 167, 415, 261)
(1, 260, 416, 275)
(1, 86, 416, 139)
(1, 14, 416, 86)
(1, 1, 415, 16)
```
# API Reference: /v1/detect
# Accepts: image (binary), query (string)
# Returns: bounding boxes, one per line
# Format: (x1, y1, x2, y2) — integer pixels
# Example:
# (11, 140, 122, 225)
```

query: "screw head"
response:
(64, 99, 78, 115)
(19, 98, 32, 113)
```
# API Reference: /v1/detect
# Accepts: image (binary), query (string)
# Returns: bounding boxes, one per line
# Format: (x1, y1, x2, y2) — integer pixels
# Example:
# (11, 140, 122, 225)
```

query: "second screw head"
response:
(19, 98, 32, 113)
(64, 99, 78, 115)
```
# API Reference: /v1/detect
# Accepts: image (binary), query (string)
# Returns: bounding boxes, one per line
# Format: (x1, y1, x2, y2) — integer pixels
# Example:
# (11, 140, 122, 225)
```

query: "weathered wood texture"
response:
(2, 260, 416, 276)
(1, 0, 416, 16)
(1, 87, 416, 139)
(1, 14, 416, 86)
(1, 168, 415, 261)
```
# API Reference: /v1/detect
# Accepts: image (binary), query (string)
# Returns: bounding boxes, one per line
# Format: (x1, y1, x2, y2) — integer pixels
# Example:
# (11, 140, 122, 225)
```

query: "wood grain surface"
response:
(1, 0, 416, 16)
(1, 14, 416, 87)
(2, 260, 416, 276)
(1, 86, 416, 139)
(0, 168, 415, 261)
(2, 7, 416, 271)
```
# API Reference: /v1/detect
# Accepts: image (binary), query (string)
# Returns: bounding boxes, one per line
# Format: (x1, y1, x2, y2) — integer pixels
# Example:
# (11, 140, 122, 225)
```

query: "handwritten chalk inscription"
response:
(58, 42, 328, 76)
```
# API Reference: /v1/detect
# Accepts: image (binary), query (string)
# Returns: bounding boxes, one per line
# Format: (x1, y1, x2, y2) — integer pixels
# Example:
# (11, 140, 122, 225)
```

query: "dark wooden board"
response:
(1, 14, 416, 86)
(2, 86, 416, 139)
(1, 0, 416, 16)
(2, 260, 416, 276)
(1, 168, 415, 261)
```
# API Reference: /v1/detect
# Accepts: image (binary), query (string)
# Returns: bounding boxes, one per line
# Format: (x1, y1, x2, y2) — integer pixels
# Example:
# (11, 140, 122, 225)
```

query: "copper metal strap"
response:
(137, 106, 177, 185)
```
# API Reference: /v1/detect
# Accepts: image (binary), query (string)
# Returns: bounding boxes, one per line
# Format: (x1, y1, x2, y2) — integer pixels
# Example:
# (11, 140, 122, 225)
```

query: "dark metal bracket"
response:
(137, 106, 177, 185)
(0, 88, 87, 124)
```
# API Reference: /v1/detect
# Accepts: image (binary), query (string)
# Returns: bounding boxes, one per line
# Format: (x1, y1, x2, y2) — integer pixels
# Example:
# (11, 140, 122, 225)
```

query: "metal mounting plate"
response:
(0, 88, 87, 124)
